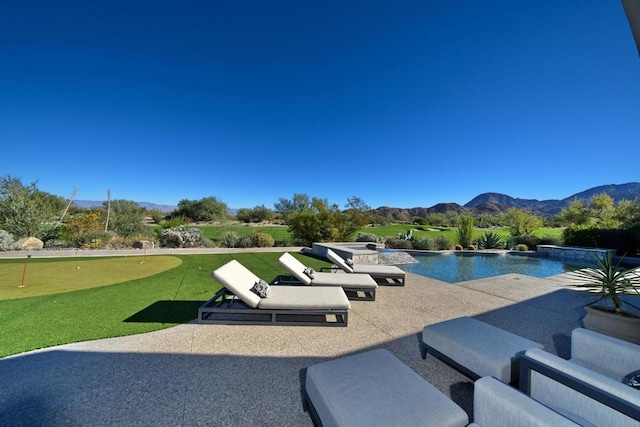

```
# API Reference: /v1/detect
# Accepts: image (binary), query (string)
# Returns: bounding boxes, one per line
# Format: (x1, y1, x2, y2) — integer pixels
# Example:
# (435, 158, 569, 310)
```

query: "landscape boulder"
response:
(133, 240, 154, 249)
(16, 237, 44, 250)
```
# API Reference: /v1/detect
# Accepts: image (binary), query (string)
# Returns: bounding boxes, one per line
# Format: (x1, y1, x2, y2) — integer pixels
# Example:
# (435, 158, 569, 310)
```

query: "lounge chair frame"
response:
(321, 248, 406, 286)
(198, 288, 349, 327)
(270, 274, 376, 301)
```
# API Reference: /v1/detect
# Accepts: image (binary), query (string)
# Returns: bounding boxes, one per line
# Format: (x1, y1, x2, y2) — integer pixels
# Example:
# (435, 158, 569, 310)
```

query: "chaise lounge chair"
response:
(322, 248, 406, 286)
(276, 252, 378, 301)
(198, 259, 350, 326)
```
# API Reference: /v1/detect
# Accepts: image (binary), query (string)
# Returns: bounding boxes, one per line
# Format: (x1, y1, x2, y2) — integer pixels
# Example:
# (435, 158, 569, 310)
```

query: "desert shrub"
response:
(536, 234, 562, 246)
(159, 226, 202, 248)
(356, 232, 385, 244)
(456, 215, 475, 248)
(252, 232, 275, 247)
(455, 244, 463, 250)
(411, 237, 434, 250)
(475, 231, 503, 249)
(235, 235, 254, 248)
(162, 216, 187, 229)
(0, 230, 15, 250)
(219, 231, 240, 248)
(514, 235, 541, 251)
(75, 231, 113, 249)
(385, 238, 412, 249)
(200, 237, 216, 248)
(504, 237, 517, 250)
(516, 244, 529, 251)
(44, 239, 75, 249)
(435, 236, 452, 250)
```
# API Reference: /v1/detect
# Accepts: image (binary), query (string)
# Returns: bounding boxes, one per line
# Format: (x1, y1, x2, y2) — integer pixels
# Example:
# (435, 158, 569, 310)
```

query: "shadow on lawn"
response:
(124, 300, 206, 323)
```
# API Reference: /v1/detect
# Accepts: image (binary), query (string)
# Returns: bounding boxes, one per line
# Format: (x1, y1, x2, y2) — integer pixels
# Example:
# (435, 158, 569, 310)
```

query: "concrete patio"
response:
(0, 270, 585, 426)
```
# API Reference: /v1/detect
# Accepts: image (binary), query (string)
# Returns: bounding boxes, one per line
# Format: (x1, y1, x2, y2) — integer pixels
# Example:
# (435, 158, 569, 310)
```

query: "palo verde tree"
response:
(106, 199, 148, 243)
(284, 195, 371, 246)
(273, 193, 311, 223)
(0, 174, 65, 239)
(172, 196, 229, 223)
(502, 207, 543, 237)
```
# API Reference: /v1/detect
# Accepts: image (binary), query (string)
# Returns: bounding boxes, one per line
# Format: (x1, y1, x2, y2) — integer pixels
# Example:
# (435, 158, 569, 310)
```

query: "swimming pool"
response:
(396, 252, 590, 283)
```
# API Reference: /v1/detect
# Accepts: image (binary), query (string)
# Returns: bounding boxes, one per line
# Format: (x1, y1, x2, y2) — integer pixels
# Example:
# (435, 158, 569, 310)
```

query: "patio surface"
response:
(0, 270, 585, 426)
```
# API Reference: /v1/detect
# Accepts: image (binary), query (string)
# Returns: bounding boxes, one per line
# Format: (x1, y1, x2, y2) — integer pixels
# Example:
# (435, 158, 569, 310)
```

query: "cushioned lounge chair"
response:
(322, 248, 406, 286)
(198, 260, 350, 326)
(276, 252, 378, 301)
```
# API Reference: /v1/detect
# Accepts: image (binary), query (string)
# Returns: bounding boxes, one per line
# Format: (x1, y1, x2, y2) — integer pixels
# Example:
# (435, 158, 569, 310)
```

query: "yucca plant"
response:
(570, 252, 640, 315)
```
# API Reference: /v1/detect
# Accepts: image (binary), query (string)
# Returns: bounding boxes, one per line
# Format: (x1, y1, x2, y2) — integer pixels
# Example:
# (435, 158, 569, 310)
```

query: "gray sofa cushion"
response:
(306, 349, 468, 427)
(473, 377, 580, 426)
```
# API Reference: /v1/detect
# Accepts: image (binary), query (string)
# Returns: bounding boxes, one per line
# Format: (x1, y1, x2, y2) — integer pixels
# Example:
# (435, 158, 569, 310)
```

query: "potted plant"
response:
(570, 252, 640, 344)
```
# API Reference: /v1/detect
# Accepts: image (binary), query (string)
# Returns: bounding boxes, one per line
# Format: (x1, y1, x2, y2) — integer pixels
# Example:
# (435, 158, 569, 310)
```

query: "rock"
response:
(133, 240, 154, 249)
(16, 237, 44, 250)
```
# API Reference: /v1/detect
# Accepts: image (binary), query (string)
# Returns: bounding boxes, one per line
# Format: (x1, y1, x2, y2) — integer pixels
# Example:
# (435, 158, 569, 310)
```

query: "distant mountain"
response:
(73, 200, 178, 213)
(465, 182, 640, 216)
(370, 182, 640, 220)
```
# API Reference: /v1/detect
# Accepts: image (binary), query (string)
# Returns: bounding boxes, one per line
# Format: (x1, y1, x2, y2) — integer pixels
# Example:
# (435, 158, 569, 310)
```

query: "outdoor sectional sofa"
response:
(304, 348, 582, 426)
(198, 259, 351, 326)
(276, 252, 378, 301)
(322, 248, 406, 286)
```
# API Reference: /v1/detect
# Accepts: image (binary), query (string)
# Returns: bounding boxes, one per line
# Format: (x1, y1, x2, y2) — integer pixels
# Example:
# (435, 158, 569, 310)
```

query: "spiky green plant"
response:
(475, 231, 503, 249)
(570, 252, 640, 315)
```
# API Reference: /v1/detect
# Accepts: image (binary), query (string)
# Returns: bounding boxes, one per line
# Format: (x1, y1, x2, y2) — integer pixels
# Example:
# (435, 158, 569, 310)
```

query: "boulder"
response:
(17, 237, 44, 250)
(133, 240, 154, 249)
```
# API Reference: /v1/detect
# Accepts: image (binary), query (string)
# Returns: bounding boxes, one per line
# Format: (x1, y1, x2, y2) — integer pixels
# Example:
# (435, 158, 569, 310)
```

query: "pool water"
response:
(397, 252, 591, 283)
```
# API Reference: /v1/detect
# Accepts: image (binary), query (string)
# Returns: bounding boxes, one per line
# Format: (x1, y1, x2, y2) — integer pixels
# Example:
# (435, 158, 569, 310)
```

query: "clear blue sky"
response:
(1, 1, 638, 209)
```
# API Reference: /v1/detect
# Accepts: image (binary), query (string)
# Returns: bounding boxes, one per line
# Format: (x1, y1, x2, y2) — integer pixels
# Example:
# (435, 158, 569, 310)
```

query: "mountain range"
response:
(73, 182, 640, 219)
(370, 182, 640, 221)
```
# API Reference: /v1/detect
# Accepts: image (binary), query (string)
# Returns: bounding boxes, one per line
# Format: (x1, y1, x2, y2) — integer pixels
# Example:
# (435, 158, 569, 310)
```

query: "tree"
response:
(274, 193, 311, 223)
(106, 199, 147, 242)
(173, 196, 228, 222)
(456, 214, 475, 247)
(286, 196, 371, 246)
(236, 205, 274, 223)
(557, 199, 590, 226)
(502, 208, 543, 237)
(0, 174, 65, 238)
(614, 198, 640, 230)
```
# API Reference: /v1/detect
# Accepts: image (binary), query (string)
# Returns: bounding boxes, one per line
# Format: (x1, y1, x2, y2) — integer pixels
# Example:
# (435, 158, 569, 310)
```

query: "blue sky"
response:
(1, 1, 638, 210)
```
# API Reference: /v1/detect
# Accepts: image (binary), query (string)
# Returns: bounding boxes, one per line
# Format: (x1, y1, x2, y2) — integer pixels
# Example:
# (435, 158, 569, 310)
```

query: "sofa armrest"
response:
(473, 377, 579, 426)
(520, 348, 640, 426)
(570, 328, 640, 380)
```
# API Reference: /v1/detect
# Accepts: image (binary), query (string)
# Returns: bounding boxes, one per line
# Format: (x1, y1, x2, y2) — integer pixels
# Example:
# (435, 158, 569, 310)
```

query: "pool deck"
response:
(0, 268, 586, 426)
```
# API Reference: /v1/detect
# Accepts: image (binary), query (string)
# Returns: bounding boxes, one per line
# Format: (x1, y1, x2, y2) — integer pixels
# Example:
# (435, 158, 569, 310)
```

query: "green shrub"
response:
(475, 232, 503, 249)
(0, 230, 15, 250)
(219, 231, 240, 248)
(456, 215, 475, 247)
(435, 236, 452, 250)
(455, 244, 463, 250)
(411, 237, 434, 250)
(235, 235, 254, 248)
(252, 232, 275, 247)
(536, 234, 562, 246)
(516, 244, 528, 251)
(385, 238, 412, 249)
(74, 231, 113, 249)
(159, 226, 202, 248)
(356, 232, 386, 244)
(514, 235, 541, 251)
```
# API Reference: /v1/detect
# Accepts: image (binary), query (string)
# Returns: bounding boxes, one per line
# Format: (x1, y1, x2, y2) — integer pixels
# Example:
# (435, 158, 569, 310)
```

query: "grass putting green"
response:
(0, 256, 183, 300)
(0, 252, 329, 358)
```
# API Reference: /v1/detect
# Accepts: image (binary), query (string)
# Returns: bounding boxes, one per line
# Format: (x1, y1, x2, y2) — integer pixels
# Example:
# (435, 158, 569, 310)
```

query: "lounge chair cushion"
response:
(279, 252, 377, 289)
(212, 259, 262, 308)
(326, 249, 354, 273)
(306, 349, 468, 427)
(258, 286, 350, 310)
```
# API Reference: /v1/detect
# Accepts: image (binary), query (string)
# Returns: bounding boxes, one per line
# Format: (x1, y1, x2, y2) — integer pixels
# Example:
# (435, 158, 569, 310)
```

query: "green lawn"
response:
(0, 252, 329, 358)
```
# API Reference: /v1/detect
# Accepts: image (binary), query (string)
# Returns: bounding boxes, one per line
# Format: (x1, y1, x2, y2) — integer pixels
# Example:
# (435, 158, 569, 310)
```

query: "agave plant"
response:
(570, 252, 640, 315)
(475, 232, 503, 250)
